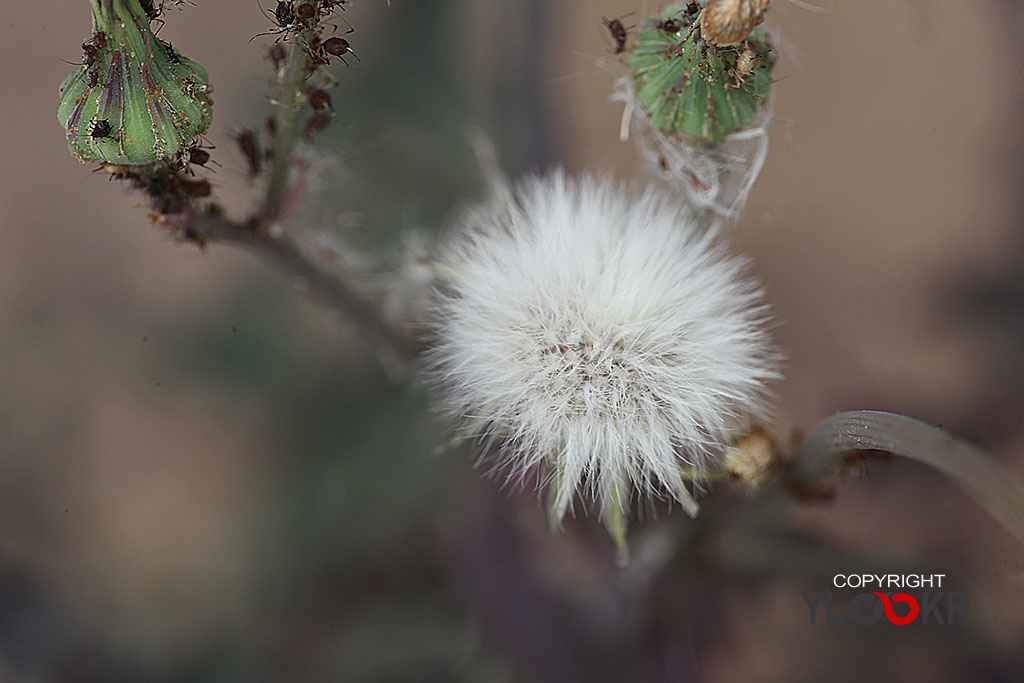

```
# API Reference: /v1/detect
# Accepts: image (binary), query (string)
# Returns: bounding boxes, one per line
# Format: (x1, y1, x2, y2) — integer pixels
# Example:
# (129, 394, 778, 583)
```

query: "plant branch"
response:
(262, 34, 313, 220)
(789, 410, 1024, 545)
(163, 208, 419, 371)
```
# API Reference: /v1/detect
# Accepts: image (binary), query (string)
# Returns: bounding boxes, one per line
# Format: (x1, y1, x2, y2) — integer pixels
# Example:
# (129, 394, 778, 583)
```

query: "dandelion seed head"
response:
(426, 171, 779, 521)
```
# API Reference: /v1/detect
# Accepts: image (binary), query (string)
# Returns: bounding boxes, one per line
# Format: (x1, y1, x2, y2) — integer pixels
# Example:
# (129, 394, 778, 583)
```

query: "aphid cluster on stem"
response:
(99, 143, 218, 222)
(250, 0, 354, 148)
(255, 0, 351, 44)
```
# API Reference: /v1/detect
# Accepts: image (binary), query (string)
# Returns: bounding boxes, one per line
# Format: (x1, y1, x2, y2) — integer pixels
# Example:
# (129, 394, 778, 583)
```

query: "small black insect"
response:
(91, 119, 112, 139)
(179, 138, 220, 173)
(161, 40, 181, 64)
(274, 1, 294, 27)
(307, 87, 332, 111)
(295, 2, 316, 23)
(603, 16, 629, 54)
(188, 148, 211, 166)
(321, 36, 349, 56)
(655, 17, 682, 33)
(83, 41, 100, 67)
(312, 35, 357, 65)
(140, 0, 159, 19)
(234, 129, 262, 177)
(251, 0, 313, 43)
(267, 43, 288, 70)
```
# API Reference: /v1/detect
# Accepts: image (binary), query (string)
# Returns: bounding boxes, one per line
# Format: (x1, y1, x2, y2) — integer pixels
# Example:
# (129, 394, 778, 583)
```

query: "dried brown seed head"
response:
(724, 426, 780, 488)
(700, 0, 771, 47)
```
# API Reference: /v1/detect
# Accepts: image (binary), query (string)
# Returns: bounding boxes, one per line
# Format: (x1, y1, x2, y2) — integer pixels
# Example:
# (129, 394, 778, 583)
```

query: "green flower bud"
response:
(626, 3, 774, 144)
(57, 0, 213, 165)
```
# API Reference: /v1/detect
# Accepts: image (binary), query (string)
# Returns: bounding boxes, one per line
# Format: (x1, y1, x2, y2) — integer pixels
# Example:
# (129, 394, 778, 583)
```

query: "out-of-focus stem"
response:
(164, 209, 419, 371)
(92, 8, 412, 371)
(790, 410, 1024, 545)
(262, 34, 313, 221)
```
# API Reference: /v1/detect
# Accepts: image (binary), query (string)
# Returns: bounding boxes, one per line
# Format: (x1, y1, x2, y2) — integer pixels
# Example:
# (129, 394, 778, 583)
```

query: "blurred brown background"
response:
(2, 1, 1023, 681)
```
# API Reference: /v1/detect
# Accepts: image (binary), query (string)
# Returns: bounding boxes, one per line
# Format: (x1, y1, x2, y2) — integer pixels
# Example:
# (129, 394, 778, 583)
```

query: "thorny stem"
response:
(262, 33, 314, 221)
(166, 208, 419, 371)
(790, 410, 1024, 545)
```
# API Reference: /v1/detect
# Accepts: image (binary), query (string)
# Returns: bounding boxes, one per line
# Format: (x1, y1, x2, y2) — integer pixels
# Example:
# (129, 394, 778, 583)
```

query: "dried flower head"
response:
(426, 172, 779, 535)
(724, 425, 780, 487)
(700, 0, 772, 47)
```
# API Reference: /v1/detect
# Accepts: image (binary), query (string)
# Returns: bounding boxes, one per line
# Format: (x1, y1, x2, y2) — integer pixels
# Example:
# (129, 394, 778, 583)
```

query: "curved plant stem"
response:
(262, 34, 313, 221)
(163, 208, 418, 370)
(790, 410, 1024, 544)
(99, 13, 416, 371)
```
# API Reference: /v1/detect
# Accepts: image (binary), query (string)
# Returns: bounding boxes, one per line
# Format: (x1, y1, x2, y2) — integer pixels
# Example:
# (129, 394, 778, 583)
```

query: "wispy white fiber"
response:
(611, 76, 772, 221)
(426, 171, 779, 523)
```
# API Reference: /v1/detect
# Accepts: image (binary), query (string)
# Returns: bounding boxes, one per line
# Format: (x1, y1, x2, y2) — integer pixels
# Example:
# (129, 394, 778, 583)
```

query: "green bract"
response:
(626, 3, 774, 144)
(57, 0, 212, 165)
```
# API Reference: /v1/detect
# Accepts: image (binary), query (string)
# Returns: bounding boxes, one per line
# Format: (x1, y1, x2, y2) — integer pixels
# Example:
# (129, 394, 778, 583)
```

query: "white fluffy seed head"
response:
(425, 171, 780, 523)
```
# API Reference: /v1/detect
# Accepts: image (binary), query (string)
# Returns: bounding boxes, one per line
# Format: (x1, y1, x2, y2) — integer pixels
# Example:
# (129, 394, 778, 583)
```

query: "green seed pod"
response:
(57, 0, 213, 165)
(626, 3, 774, 144)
